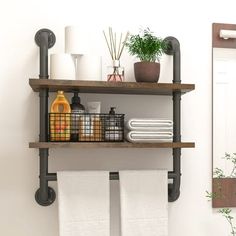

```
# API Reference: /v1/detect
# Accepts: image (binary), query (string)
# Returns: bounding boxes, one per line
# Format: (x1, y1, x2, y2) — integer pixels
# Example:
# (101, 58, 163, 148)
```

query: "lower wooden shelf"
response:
(29, 141, 195, 149)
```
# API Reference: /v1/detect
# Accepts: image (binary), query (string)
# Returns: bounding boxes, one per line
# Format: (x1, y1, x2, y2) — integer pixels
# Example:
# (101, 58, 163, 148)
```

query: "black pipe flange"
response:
(35, 29, 56, 48)
(35, 187, 56, 206)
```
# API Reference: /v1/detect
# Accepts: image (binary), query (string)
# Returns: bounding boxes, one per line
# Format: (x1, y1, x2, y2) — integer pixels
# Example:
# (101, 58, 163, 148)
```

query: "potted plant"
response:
(125, 28, 168, 82)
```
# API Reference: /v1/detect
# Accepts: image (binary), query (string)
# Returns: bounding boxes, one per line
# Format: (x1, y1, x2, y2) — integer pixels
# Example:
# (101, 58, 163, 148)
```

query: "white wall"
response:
(1, 0, 236, 235)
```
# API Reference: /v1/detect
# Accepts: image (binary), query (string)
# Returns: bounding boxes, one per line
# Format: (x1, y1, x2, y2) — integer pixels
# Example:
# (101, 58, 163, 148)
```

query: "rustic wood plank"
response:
(29, 79, 195, 95)
(29, 141, 195, 149)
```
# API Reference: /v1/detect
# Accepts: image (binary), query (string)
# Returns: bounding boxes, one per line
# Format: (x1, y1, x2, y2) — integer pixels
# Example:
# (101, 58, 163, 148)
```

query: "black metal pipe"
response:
(172, 91, 181, 184)
(164, 36, 181, 84)
(173, 47, 181, 84)
(35, 29, 56, 79)
(109, 172, 119, 180)
(38, 31, 50, 204)
(171, 38, 182, 201)
(173, 92, 181, 142)
(34, 29, 56, 206)
(164, 36, 182, 201)
(168, 171, 178, 179)
(46, 173, 57, 181)
(39, 90, 48, 142)
(46, 172, 120, 181)
(46, 171, 177, 181)
(39, 149, 49, 202)
(35, 30, 54, 140)
(39, 32, 49, 78)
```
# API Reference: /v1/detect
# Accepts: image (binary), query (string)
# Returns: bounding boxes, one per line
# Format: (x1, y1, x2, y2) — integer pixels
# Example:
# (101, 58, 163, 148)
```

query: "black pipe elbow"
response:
(35, 29, 56, 79)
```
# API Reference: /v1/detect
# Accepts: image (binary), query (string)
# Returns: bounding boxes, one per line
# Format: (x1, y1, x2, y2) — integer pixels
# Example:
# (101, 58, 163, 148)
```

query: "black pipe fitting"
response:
(164, 37, 182, 202)
(35, 29, 56, 206)
(35, 29, 56, 79)
(164, 37, 181, 84)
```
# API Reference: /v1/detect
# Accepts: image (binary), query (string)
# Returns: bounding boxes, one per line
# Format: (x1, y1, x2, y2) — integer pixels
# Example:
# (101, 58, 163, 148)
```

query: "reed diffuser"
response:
(103, 27, 129, 82)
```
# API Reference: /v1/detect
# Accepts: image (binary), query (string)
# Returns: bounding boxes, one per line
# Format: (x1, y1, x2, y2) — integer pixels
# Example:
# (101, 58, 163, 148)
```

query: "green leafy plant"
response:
(125, 28, 168, 62)
(223, 153, 236, 178)
(206, 153, 236, 236)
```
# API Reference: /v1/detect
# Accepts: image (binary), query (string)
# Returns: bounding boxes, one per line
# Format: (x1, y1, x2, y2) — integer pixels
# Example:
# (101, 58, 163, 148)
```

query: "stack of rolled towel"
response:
(125, 118, 173, 143)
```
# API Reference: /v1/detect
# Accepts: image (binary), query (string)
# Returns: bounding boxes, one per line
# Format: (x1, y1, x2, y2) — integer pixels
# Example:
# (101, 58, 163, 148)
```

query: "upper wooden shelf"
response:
(29, 79, 195, 95)
(29, 141, 195, 149)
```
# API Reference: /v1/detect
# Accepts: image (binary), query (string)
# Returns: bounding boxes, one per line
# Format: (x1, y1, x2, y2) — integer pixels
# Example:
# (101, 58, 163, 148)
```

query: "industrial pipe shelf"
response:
(30, 28, 195, 206)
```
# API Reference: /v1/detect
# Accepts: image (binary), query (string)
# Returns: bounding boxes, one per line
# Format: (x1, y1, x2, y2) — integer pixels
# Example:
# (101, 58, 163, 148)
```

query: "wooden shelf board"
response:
(29, 79, 195, 95)
(29, 141, 195, 149)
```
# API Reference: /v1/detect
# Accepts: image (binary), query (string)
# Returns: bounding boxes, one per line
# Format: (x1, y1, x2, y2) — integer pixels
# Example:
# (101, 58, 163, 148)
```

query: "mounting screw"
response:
(35, 29, 56, 48)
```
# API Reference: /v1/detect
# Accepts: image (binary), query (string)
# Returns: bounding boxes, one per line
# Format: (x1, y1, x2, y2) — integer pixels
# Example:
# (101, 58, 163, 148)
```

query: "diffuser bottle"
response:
(70, 92, 85, 141)
(107, 60, 124, 82)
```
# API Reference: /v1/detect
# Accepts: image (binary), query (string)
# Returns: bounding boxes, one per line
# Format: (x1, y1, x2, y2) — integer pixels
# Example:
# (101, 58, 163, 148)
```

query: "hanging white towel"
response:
(57, 171, 110, 236)
(126, 131, 173, 143)
(125, 118, 173, 131)
(119, 170, 168, 236)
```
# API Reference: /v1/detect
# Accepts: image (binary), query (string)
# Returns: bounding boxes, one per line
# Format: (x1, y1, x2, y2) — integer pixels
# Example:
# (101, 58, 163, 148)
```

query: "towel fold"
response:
(119, 170, 168, 236)
(57, 171, 110, 236)
(126, 131, 173, 143)
(125, 118, 173, 131)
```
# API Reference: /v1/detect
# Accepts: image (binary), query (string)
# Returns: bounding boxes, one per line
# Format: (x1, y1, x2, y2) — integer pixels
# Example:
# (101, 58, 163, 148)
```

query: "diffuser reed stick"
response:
(103, 27, 129, 61)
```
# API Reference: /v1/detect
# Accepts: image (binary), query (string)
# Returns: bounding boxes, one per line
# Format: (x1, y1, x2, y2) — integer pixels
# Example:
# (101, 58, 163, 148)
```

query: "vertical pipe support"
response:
(34, 29, 56, 206)
(164, 36, 182, 202)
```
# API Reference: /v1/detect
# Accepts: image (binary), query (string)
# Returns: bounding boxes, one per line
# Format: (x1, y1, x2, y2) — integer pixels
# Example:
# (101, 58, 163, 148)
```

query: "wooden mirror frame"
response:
(212, 23, 236, 208)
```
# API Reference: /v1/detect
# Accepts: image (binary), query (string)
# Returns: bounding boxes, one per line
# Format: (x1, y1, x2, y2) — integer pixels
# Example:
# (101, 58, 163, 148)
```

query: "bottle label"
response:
(71, 110, 84, 134)
(50, 113, 70, 141)
(105, 130, 122, 141)
(80, 116, 94, 136)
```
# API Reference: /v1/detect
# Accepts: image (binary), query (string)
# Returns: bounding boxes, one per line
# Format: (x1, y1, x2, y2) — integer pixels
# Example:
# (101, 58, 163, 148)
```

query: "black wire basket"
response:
(49, 113, 125, 142)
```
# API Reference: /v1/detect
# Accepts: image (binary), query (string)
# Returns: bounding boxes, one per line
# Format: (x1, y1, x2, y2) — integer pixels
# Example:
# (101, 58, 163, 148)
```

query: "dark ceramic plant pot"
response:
(134, 61, 160, 83)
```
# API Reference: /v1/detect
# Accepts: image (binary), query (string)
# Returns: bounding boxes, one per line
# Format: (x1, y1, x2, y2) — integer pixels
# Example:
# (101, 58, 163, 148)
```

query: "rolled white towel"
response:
(126, 131, 173, 143)
(125, 118, 173, 131)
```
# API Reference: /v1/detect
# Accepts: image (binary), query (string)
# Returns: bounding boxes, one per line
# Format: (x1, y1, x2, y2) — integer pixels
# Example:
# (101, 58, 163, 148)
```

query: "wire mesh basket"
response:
(49, 113, 124, 142)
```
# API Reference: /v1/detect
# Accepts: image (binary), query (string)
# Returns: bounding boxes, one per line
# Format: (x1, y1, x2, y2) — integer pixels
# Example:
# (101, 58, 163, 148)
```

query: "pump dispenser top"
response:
(70, 92, 85, 111)
(109, 107, 116, 115)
